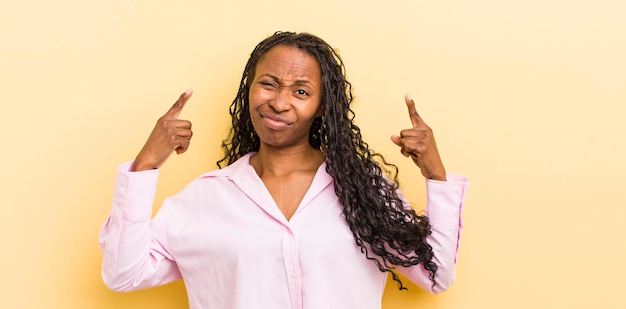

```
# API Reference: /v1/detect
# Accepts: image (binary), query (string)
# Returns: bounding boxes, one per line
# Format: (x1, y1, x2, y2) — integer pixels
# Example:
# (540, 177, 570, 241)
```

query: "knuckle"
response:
(159, 119, 171, 128)
(399, 129, 412, 137)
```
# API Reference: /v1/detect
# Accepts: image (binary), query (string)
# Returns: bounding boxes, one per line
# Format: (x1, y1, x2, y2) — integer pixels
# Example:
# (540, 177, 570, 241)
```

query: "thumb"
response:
(390, 135, 402, 147)
(166, 89, 193, 119)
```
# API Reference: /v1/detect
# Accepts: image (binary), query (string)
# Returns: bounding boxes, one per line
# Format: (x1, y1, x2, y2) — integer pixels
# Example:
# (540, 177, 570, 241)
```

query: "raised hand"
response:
(132, 89, 194, 171)
(391, 94, 447, 181)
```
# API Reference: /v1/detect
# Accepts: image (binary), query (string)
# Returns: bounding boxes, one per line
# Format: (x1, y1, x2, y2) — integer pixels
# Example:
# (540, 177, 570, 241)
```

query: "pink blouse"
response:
(100, 153, 469, 309)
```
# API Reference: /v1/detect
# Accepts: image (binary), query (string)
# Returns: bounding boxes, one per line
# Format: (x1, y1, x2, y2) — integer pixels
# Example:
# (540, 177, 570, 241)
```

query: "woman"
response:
(100, 32, 468, 309)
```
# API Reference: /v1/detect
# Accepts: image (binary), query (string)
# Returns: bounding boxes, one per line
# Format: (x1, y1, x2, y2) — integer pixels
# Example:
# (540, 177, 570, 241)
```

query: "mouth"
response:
(260, 112, 293, 129)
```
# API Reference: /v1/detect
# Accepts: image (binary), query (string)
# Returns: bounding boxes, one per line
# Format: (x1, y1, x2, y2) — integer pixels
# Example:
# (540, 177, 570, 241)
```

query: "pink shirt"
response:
(100, 153, 469, 309)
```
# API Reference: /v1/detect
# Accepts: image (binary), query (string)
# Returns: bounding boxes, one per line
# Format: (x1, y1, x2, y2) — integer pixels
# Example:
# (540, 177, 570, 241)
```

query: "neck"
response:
(250, 144, 325, 177)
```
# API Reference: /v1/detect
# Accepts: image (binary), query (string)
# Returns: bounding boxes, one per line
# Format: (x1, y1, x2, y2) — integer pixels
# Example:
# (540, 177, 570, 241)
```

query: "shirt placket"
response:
(282, 225, 303, 309)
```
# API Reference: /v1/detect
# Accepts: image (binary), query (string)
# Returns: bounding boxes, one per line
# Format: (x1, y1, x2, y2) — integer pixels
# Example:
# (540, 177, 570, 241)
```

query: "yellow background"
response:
(1, 0, 625, 308)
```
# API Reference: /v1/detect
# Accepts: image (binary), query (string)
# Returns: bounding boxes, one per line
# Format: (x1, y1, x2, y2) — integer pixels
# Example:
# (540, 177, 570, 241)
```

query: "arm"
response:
(99, 163, 181, 291)
(391, 94, 468, 293)
(397, 174, 468, 293)
(99, 90, 194, 291)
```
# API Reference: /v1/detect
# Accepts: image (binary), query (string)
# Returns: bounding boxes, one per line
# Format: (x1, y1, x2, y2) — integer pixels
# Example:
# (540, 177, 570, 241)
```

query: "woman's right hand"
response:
(132, 89, 194, 171)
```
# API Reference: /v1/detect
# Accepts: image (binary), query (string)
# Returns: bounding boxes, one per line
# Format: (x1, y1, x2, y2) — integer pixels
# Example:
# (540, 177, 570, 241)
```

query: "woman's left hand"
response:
(391, 94, 447, 181)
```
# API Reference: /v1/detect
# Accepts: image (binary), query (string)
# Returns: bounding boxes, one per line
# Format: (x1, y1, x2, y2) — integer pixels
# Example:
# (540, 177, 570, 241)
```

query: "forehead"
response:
(255, 45, 321, 80)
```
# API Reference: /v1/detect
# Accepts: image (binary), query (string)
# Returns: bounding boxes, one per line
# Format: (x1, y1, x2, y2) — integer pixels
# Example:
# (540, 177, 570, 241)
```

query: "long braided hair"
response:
(217, 31, 437, 290)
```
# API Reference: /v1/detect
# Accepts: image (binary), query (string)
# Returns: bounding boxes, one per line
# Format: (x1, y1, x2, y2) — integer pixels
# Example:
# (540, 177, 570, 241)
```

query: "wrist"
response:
(429, 174, 447, 181)
(131, 160, 157, 172)
(425, 168, 447, 181)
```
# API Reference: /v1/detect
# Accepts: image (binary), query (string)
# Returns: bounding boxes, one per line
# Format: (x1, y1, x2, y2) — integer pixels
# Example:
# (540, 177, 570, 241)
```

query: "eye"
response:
(259, 81, 276, 89)
(295, 89, 309, 96)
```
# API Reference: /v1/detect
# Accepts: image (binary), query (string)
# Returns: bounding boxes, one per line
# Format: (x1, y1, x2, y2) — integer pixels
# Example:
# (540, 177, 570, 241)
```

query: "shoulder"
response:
(160, 154, 256, 211)
(198, 153, 255, 179)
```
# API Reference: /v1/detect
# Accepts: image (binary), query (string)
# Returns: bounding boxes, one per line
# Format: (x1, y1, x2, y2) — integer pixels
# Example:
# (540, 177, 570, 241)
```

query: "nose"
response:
(268, 87, 290, 112)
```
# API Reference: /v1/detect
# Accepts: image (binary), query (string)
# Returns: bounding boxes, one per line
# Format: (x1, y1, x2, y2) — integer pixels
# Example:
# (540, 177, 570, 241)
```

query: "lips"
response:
(260, 111, 293, 130)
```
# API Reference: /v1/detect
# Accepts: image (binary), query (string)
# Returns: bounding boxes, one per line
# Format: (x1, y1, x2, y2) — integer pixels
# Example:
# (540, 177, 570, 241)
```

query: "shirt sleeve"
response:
(99, 162, 182, 292)
(397, 174, 469, 294)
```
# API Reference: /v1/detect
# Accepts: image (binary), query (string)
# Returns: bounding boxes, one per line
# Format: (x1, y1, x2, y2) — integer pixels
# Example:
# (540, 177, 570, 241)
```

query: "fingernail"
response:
(405, 93, 413, 101)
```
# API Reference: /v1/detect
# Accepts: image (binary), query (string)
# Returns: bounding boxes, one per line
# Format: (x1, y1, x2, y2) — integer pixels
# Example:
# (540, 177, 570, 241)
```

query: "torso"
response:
(249, 149, 325, 221)
(260, 169, 317, 220)
(158, 153, 390, 308)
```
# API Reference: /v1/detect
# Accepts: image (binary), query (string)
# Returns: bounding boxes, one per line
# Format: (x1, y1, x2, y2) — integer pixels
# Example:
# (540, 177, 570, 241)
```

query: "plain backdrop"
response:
(1, 0, 625, 308)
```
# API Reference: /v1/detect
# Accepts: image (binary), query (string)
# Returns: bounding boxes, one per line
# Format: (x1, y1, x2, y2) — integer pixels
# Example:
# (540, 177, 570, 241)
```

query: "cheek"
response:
(307, 98, 323, 118)
(315, 100, 324, 117)
(249, 86, 273, 105)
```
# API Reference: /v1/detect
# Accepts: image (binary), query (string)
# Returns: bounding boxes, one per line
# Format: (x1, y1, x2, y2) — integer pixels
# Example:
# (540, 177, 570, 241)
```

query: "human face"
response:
(248, 44, 323, 150)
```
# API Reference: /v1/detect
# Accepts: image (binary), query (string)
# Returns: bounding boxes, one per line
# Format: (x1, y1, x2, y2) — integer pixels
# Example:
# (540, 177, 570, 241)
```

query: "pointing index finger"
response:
(405, 94, 426, 128)
(167, 89, 193, 119)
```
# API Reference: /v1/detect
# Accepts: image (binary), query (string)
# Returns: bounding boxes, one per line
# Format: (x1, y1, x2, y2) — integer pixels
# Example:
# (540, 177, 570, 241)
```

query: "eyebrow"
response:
(259, 73, 313, 86)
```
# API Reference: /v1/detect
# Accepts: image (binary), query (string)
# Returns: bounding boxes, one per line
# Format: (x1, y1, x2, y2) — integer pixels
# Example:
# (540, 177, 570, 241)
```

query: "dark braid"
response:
(217, 31, 437, 290)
